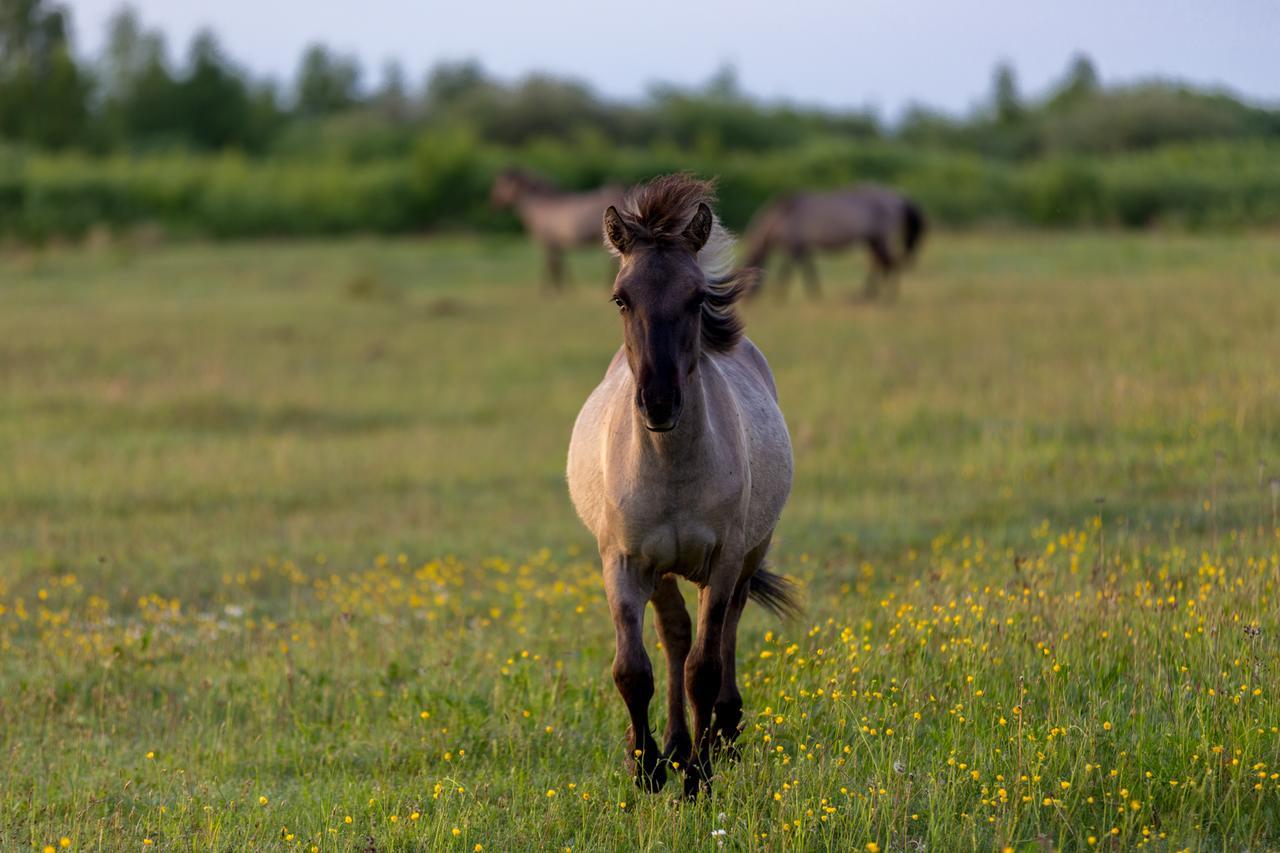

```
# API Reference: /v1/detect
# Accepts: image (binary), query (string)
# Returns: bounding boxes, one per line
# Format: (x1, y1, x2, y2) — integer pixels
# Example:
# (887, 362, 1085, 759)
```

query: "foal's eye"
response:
(612, 296, 626, 312)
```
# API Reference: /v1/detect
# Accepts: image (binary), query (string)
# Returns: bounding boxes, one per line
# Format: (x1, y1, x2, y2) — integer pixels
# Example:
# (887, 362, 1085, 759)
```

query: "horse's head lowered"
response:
(602, 175, 751, 433)
(490, 168, 555, 209)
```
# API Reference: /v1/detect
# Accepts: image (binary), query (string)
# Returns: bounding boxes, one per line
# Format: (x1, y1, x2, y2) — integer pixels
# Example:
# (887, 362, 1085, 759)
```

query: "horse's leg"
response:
(775, 255, 794, 299)
(713, 535, 772, 757)
(865, 238, 893, 301)
(603, 554, 666, 792)
(652, 574, 693, 770)
(683, 563, 738, 799)
(799, 251, 821, 298)
(545, 245, 564, 290)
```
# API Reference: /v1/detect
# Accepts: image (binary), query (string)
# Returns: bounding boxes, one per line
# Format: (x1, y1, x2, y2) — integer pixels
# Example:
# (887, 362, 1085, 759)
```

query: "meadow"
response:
(2, 230, 1279, 850)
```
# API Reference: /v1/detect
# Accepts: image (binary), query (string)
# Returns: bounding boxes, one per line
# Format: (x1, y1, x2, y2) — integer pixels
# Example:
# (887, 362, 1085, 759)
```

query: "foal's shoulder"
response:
(721, 337, 779, 402)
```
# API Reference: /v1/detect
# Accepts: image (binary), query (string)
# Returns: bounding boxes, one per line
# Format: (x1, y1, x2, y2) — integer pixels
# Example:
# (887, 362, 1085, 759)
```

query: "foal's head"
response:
(603, 175, 752, 432)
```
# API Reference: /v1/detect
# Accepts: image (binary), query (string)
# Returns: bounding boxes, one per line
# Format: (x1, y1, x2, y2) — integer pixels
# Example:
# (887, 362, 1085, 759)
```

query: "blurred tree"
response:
(0, 0, 89, 147)
(118, 32, 179, 144)
(1040, 84, 1273, 154)
(375, 59, 410, 121)
(1048, 53, 1100, 110)
(423, 60, 490, 109)
(98, 6, 172, 146)
(176, 30, 251, 149)
(98, 4, 142, 102)
(992, 61, 1022, 123)
(705, 63, 742, 101)
(295, 44, 360, 116)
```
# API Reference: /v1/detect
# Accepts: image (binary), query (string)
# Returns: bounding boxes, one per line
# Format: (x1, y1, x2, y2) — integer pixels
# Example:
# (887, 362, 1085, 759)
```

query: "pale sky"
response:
(66, 0, 1280, 117)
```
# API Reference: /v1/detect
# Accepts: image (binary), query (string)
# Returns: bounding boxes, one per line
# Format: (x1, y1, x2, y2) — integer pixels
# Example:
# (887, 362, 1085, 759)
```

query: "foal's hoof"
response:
(711, 702, 743, 760)
(664, 731, 693, 771)
(682, 766, 711, 801)
(631, 755, 667, 793)
(626, 745, 668, 792)
(625, 727, 668, 792)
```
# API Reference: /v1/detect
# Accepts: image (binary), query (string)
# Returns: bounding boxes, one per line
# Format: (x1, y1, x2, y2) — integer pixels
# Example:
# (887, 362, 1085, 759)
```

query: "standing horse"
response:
(567, 174, 798, 798)
(742, 184, 926, 300)
(490, 168, 625, 289)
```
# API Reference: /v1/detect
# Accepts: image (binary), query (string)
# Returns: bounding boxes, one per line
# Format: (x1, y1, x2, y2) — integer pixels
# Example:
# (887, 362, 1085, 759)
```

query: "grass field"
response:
(2, 231, 1279, 851)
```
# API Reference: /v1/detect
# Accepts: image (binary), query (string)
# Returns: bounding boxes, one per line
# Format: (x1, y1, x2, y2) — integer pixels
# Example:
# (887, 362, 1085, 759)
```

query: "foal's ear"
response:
(603, 205, 633, 254)
(682, 202, 713, 253)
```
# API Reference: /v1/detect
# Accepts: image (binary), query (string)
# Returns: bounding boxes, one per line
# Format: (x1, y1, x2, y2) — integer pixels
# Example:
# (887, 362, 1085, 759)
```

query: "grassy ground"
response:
(1, 231, 1279, 851)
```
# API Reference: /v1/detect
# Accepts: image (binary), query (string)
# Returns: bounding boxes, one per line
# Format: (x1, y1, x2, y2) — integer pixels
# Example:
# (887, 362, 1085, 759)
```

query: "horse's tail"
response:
(903, 199, 927, 260)
(749, 567, 801, 620)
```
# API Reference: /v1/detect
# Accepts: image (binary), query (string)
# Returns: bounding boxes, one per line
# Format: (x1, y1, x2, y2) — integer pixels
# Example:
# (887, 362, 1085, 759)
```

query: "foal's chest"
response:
(606, 474, 740, 581)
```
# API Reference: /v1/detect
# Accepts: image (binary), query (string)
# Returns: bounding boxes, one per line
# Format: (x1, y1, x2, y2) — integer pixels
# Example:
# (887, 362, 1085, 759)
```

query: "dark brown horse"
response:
(567, 174, 798, 799)
(490, 168, 624, 289)
(742, 184, 926, 300)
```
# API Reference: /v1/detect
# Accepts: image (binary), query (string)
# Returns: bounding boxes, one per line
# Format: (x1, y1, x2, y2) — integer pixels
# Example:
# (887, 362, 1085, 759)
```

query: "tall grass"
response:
(1, 232, 1278, 849)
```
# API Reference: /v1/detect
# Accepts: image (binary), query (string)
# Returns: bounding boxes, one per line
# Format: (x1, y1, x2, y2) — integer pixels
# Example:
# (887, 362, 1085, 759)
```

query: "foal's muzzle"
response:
(638, 387, 682, 433)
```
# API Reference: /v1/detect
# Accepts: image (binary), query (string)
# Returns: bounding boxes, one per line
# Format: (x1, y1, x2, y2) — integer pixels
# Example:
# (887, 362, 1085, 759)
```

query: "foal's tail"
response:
(903, 199, 927, 260)
(749, 567, 802, 620)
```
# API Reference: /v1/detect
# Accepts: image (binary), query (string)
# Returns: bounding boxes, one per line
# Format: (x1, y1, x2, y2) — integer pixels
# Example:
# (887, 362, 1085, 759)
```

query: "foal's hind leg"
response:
(603, 554, 666, 792)
(652, 575, 693, 770)
(684, 560, 740, 799)
(713, 535, 772, 757)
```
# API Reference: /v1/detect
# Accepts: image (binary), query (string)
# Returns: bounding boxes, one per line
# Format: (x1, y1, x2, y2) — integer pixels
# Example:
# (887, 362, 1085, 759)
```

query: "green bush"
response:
(3, 138, 1278, 241)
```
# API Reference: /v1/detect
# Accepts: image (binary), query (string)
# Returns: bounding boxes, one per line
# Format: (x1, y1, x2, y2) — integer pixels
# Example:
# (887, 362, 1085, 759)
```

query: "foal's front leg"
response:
(652, 575, 693, 769)
(712, 577, 752, 757)
(603, 554, 666, 792)
(684, 566, 738, 799)
(715, 536, 773, 756)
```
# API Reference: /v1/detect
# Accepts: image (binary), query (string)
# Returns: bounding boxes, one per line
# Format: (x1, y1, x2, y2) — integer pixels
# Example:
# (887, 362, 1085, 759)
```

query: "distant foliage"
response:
(0, 3, 1278, 239)
(6, 138, 1279, 240)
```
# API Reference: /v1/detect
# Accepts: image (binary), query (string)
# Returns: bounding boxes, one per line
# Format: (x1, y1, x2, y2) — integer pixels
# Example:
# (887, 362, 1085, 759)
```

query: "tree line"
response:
(3, 0, 1277, 159)
(1, 0, 1278, 240)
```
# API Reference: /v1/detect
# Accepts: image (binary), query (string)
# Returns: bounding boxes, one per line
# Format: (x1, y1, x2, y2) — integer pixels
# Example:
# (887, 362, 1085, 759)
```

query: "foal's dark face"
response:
(604, 202, 713, 433)
(611, 250, 706, 432)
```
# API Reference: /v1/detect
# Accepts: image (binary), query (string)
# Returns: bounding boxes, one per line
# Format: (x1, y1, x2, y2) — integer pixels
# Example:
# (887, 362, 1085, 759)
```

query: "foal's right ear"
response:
(603, 205, 633, 254)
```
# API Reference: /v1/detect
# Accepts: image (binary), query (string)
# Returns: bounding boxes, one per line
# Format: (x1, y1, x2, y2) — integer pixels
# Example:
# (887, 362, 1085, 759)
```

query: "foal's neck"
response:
(632, 362, 711, 463)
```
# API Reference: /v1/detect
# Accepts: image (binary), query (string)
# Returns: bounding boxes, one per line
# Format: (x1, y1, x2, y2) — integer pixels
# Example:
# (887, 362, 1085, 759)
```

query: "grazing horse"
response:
(490, 168, 624, 289)
(567, 174, 798, 798)
(742, 184, 926, 300)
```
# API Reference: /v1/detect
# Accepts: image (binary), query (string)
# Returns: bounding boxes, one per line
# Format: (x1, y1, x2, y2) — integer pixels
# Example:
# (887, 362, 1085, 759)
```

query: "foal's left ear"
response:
(682, 202, 713, 254)
(603, 205, 633, 254)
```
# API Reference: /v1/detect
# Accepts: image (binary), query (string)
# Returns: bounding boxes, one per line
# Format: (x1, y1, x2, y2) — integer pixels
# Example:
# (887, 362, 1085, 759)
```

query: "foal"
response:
(567, 175, 797, 798)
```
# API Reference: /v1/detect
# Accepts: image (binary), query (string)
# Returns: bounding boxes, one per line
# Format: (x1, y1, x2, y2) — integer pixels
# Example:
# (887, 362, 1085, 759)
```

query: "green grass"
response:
(1, 231, 1278, 851)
